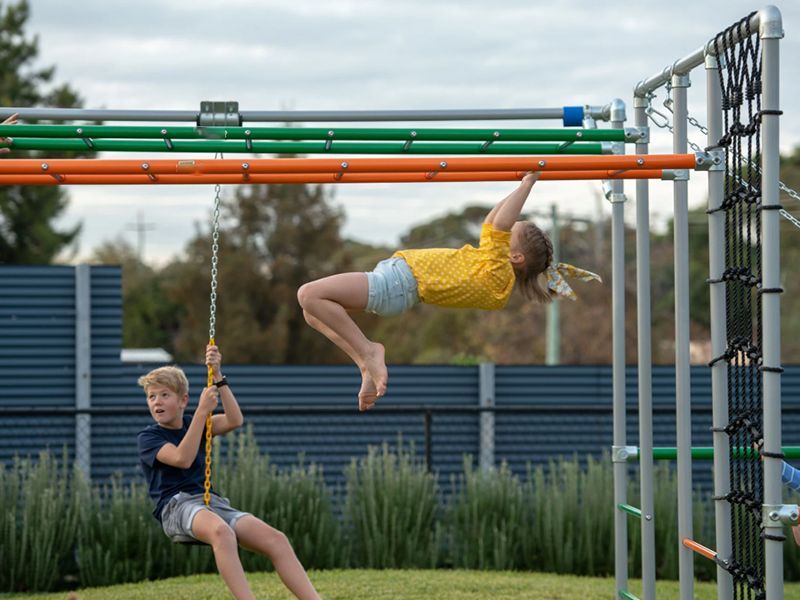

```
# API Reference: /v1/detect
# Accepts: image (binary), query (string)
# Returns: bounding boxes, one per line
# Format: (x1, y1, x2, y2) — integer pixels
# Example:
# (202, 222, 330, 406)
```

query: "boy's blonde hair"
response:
(137, 366, 189, 397)
(512, 221, 555, 304)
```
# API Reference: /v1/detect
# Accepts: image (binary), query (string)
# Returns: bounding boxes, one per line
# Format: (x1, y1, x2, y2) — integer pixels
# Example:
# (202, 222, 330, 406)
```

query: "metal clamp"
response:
(694, 150, 724, 171)
(662, 169, 690, 181)
(762, 504, 800, 527)
(199, 101, 241, 127)
(624, 127, 649, 144)
(604, 142, 624, 156)
(612, 445, 639, 463)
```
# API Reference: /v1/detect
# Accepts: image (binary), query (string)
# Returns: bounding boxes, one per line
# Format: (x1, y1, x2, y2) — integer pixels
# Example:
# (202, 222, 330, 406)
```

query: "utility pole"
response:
(545, 203, 560, 365)
(125, 210, 156, 262)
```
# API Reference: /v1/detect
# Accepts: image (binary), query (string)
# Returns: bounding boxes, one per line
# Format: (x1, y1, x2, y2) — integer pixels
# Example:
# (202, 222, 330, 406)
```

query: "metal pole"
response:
(546, 204, 561, 365)
(633, 95, 656, 600)
(0, 106, 580, 123)
(75, 264, 91, 480)
(478, 363, 495, 473)
(759, 6, 784, 598)
(609, 98, 628, 597)
(671, 74, 694, 600)
(705, 52, 733, 600)
(424, 410, 433, 473)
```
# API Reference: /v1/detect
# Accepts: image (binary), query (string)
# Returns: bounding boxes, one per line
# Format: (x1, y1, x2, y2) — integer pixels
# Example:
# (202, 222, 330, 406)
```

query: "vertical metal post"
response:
(424, 410, 433, 473)
(759, 7, 784, 598)
(705, 52, 733, 600)
(546, 205, 561, 365)
(671, 74, 694, 600)
(478, 362, 495, 472)
(75, 264, 92, 479)
(608, 98, 628, 597)
(634, 96, 656, 600)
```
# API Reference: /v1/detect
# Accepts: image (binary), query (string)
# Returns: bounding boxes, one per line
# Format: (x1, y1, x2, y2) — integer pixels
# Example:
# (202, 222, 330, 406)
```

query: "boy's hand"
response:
(198, 386, 219, 416)
(206, 344, 223, 378)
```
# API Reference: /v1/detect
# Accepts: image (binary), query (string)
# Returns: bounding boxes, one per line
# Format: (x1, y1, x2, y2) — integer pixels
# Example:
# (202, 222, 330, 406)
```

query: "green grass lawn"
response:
(7, 569, 800, 600)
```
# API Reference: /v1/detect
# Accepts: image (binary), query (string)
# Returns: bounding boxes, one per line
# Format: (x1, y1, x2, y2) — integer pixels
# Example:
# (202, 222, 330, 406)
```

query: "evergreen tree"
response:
(0, 0, 84, 263)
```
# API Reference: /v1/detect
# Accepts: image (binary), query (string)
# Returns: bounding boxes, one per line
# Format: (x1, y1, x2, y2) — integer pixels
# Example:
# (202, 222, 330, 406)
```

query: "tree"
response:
(0, 0, 84, 263)
(164, 182, 353, 363)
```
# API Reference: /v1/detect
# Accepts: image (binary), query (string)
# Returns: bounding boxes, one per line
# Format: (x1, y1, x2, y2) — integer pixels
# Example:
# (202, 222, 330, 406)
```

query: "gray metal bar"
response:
(609, 99, 628, 598)
(634, 10, 763, 96)
(545, 204, 560, 365)
(671, 74, 694, 600)
(75, 264, 91, 479)
(705, 52, 733, 600)
(478, 363, 495, 473)
(760, 6, 784, 598)
(0, 106, 575, 124)
(633, 96, 656, 600)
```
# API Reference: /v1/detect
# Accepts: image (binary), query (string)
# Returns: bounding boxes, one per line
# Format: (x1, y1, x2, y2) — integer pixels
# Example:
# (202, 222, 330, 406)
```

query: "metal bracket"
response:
(198, 101, 241, 127)
(624, 127, 649, 144)
(762, 504, 800, 527)
(612, 445, 638, 463)
(603, 142, 624, 155)
(695, 150, 724, 171)
(662, 169, 690, 181)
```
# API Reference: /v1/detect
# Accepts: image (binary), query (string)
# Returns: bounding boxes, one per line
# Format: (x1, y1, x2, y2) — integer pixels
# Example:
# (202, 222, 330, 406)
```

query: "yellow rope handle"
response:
(203, 338, 215, 506)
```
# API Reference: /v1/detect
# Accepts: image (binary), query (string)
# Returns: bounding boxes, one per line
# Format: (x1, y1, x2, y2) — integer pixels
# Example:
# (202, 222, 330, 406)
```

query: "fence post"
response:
(479, 362, 495, 472)
(75, 264, 92, 479)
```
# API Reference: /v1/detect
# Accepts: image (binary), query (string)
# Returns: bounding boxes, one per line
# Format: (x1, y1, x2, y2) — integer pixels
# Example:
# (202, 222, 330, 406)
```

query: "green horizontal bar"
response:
(617, 503, 642, 519)
(7, 138, 607, 155)
(649, 446, 800, 460)
(0, 124, 626, 143)
(618, 592, 640, 600)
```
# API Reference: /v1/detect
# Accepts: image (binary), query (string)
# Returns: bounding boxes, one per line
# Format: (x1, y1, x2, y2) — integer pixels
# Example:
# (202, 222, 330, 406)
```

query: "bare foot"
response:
(362, 342, 388, 398)
(358, 370, 379, 412)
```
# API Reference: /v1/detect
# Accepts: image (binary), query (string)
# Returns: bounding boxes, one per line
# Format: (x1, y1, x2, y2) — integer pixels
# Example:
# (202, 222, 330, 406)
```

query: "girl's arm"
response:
(489, 172, 539, 231)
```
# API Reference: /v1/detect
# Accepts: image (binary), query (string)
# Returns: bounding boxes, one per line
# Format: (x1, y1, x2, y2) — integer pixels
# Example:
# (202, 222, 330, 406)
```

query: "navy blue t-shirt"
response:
(137, 415, 212, 521)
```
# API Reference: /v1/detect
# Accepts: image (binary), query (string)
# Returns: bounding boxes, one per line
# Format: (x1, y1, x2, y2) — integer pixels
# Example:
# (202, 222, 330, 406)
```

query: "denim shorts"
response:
(160, 491, 251, 543)
(365, 257, 420, 317)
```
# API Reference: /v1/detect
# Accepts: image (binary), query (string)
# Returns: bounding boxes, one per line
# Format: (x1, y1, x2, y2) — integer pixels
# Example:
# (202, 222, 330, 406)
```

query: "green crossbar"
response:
(0, 124, 627, 142)
(618, 591, 640, 600)
(617, 503, 642, 519)
(5, 138, 608, 155)
(649, 446, 800, 461)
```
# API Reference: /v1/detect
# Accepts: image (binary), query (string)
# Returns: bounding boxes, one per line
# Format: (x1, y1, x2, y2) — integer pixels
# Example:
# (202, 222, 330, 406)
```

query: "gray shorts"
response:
(161, 492, 251, 543)
(366, 257, 420, 316)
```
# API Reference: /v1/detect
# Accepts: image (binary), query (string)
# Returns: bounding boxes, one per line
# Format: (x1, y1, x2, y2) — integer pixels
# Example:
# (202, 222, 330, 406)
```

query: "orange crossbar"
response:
(0, 154, 697, 176)
(0, 170, 668, 186)
(682, 538, 717, 561)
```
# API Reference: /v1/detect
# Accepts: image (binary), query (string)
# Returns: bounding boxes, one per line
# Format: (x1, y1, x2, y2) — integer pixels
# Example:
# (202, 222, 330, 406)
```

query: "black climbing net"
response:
(708, 11, 783, 600)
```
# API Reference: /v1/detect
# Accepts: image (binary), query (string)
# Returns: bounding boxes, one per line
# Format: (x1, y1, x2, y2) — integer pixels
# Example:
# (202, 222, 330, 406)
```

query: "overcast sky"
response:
(23, 1, 800, 264)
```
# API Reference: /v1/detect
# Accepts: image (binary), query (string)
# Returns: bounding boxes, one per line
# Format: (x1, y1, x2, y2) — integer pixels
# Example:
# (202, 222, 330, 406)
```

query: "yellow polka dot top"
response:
(393, 223, 514, 310)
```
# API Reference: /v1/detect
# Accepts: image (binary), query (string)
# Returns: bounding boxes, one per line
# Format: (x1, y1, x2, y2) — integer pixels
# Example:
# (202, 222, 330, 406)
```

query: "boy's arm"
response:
(489, 172, 539, 231)
(155, 387, 218, 469)
(206, 344, 244, 436)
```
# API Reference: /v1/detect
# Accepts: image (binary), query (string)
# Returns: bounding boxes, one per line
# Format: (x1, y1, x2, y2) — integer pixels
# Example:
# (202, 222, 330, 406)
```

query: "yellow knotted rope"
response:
(203, 178, 222, 506)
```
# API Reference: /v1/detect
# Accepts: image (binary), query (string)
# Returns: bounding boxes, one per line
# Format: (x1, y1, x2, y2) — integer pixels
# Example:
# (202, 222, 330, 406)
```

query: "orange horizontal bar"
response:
(0, 154, 696, 176)
(682, 538, 717, 561)
(0, 170, 667, 186)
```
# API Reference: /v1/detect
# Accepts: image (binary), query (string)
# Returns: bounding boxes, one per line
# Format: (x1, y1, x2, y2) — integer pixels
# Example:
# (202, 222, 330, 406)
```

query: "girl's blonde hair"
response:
(512, 221, 555, 304)
(137, 366, 189, 397)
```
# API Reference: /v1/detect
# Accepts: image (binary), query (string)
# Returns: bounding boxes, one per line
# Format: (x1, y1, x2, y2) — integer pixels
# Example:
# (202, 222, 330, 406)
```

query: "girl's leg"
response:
(302, 310, 380, 411)
(297, 272, 387, 397)
(191, 510, 255, 600)
(234, 515, 321, 600)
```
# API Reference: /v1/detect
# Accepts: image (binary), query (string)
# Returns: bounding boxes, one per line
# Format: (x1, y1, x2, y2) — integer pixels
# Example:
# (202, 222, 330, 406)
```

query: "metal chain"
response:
(646, 94, 800, 229)
(204, 156, 223, 506)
